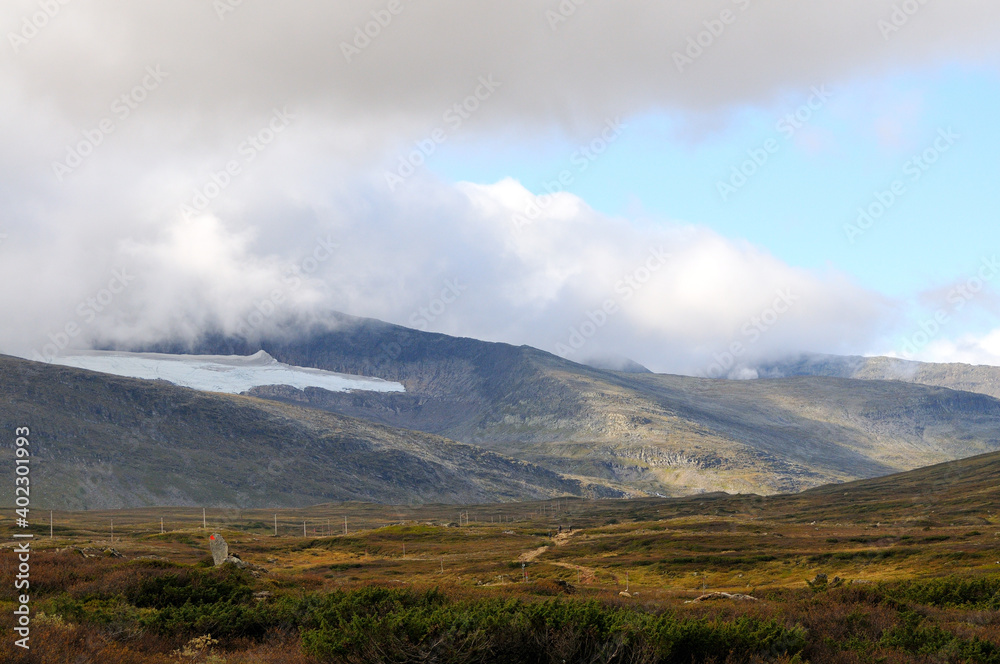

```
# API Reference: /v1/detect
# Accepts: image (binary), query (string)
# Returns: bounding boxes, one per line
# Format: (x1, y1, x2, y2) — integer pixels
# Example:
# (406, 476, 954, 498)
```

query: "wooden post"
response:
(160, 517, 164, 534)
(274, 514, 277, 537)
(344, 516, 348, 535)
(202, 508, 206, 529)
(303, 520, 306, 537)
(49, 511, 53, 539)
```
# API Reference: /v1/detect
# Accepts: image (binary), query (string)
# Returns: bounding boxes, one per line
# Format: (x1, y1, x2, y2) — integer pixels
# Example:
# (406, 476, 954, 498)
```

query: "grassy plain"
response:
(2, 465, 1000, 663)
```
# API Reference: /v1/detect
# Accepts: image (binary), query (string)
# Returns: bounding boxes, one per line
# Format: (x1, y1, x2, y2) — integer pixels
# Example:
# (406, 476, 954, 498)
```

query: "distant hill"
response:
(754, 352, 1000, 400)
(0, 355, 619, 510)
(138, 313, 1000, 497)
(763, 447, 1000, 525)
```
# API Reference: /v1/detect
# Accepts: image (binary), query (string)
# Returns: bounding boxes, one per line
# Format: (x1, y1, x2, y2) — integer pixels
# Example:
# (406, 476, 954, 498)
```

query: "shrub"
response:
(885, 575, 1000, 610)
(301, 588, 807, 663)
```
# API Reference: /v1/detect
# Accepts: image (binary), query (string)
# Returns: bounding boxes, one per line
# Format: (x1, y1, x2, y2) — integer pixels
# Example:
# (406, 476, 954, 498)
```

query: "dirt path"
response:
(551, 531, 572, 546)
(551, 561, 598, 584)
(517, 529, 574, 563)
(513, 530, 602, 584)
(518, 545, 549, 563)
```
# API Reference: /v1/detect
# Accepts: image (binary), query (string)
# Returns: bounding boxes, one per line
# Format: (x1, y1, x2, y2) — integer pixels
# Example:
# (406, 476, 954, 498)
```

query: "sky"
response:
(1, 0, 999, 376)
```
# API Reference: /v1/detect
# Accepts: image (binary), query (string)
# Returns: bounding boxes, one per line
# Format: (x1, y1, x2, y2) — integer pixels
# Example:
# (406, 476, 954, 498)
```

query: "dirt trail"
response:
(518, 546, 548, 563)
(551, 561, 598, 584)
(514, 530, 600, 583)
(516, 529, 574, 563)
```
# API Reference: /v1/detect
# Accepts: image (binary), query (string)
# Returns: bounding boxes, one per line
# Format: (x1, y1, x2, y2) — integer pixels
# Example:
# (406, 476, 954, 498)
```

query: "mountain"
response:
(137, 313, 1000, 497)
(0, 354, 618, 510)
(753, 352, 1000, 400)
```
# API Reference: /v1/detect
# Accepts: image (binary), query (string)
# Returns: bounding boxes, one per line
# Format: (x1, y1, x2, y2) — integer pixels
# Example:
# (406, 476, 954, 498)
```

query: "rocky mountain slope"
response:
(140, 313, 1000, 497)
(0, 354, 618, 509)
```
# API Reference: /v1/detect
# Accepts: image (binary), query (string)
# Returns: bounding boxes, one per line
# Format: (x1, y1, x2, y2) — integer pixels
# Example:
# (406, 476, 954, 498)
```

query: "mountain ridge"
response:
(0, 353, 623, 509)
(126, 313, 1000, 497)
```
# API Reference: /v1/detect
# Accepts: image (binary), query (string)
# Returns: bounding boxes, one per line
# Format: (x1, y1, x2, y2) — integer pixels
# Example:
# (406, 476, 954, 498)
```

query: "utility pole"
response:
(202, 508, 206, 529)
(49, 511, 53, 539)
(303, 520, 306, 537)
(274, 514, 277, 537)
(160, 517, 164, 534)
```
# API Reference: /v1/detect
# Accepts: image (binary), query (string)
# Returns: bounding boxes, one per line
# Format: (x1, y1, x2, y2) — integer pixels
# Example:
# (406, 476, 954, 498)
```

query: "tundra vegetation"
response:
(2, 476, 999, 663)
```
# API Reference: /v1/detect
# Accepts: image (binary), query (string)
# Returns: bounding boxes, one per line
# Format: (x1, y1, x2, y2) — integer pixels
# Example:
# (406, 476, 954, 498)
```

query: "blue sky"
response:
(429, 66, 999, 301)
(416, 63, 1000, 363)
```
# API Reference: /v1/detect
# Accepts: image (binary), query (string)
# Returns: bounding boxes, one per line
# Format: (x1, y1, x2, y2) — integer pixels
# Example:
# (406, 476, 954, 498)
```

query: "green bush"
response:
(125, 563, 255, 609)
(301, 588, 807, 663)
(885, 575, 1000, 609)
(880, 610, 1000, 663)
(142, 598, 295, 639)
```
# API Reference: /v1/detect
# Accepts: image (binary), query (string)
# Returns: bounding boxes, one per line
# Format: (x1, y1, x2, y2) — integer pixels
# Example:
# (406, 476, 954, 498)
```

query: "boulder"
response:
(209, 533, 228, 566)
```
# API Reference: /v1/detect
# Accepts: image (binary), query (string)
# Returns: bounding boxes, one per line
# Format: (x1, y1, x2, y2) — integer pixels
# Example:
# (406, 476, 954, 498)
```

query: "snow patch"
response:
(48, 350, 405, 395)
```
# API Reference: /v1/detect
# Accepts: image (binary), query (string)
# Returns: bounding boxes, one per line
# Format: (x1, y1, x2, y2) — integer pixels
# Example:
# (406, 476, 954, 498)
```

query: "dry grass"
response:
(0, 496, 997, 662)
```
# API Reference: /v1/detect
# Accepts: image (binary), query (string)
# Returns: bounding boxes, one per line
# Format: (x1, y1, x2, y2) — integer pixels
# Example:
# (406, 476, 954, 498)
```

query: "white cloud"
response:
(913, 330, 1000, 366)
(2, 168, 892, 374)
(1, 1, 997, 369)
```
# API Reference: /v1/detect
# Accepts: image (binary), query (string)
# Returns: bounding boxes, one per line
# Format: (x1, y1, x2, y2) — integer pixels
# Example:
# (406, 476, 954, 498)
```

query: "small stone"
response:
(209, 533, 228, 566)
(222, 554, 247, 569)
(685, 592, 758, 603)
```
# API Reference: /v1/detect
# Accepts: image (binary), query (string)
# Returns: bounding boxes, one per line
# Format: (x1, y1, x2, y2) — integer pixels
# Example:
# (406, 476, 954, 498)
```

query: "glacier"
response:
(47, 349, 405, 395)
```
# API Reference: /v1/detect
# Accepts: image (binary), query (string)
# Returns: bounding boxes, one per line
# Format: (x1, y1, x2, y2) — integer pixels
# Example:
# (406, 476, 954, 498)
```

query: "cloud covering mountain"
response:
(2, 0, 998, 373)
